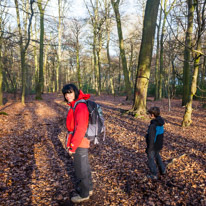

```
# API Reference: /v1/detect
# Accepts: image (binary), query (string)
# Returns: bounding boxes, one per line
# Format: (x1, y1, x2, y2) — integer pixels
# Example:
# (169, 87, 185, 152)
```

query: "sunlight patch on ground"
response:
(34, 102, 59, 120)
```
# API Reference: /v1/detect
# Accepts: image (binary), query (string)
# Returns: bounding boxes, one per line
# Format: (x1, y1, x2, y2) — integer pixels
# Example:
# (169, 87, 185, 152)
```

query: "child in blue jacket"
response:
(145, 107, 166, 179)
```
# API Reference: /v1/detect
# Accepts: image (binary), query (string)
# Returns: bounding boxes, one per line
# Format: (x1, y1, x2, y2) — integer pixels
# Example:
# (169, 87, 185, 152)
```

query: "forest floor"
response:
(0, 93, 205, 206)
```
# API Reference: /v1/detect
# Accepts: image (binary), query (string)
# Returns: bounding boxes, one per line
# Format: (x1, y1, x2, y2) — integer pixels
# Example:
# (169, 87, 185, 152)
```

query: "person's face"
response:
(149, 113, 155, 119)
(65, 91, 75, 103)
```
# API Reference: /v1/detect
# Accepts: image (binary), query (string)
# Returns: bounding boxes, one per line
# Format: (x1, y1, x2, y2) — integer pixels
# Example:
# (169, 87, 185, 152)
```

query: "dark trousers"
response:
(147, 150, 165, 176)
(73, 147, 93, 198)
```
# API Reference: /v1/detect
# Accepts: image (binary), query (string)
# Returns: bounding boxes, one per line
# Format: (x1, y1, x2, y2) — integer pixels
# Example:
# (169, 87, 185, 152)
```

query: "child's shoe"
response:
(71, 195, 89, 203)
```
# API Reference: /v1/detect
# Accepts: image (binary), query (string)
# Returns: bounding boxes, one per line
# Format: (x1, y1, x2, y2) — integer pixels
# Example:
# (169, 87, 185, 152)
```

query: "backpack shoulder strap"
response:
(72, 99, 87, 111)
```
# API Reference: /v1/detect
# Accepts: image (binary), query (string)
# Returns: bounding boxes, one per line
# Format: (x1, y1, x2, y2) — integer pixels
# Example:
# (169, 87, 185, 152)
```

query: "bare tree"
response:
(14, 0, 34, 104)
(70, 19, 84, 89)
(84, 0, 106, 95)
(182, 0, 206, 127)
(36, 0, 49, 100)
(159, 0, 176, 99)
(111, 0, 133, 100)
(182, 0, 196, 106)
(132, 0, 160, 115)
(0, 0, 8, 105)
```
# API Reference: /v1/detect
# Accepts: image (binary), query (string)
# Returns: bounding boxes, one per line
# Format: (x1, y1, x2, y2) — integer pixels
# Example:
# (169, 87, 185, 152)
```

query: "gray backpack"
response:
(73, 99, 106, 144)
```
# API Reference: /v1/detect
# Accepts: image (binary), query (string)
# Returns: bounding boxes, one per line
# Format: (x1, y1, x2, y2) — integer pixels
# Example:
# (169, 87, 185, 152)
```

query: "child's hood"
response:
(151, 116, 165, 126)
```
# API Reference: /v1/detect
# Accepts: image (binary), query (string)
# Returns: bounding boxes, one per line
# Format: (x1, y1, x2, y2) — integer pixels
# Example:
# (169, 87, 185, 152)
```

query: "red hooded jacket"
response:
(66, 90, 90, 152)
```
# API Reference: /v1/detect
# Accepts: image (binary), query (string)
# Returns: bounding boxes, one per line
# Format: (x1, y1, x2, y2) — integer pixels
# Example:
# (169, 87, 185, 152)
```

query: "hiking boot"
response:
(76, 188, 93, 196)
(71, 195, 89, 203)
(147, 174, 158, 180)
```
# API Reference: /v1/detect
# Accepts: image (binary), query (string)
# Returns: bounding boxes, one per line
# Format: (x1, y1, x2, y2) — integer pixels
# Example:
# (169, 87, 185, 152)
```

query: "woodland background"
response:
(0, 0, 206, 205)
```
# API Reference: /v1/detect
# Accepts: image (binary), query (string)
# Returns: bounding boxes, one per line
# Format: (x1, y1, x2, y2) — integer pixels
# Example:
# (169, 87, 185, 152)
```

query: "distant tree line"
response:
(0, 0, 205, 126)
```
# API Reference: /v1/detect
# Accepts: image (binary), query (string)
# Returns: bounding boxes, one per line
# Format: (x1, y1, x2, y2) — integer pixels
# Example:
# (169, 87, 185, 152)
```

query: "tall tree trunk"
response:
(182, 0, 204, 126)
(111, 0, 132, 100)
(14, 0, 34, 104)
(0, 44, 2, 106)
(105, 0, 113, 94)
(85, 0, 99, 95)
(182, 46, 201, 127)
(15, 0, 26, 104)
(97, 32, 103, 94)
(93, 1, 99, 95)
(43, 44, 48, 92)
(36, 0, 47, 99)
(107, 34, 114, 94)
(93, 33, 99, 94)
(171, 57, 176, 97)
(106, 25, 114, 94)
(132, 0, 160, 115)
(0, 0, 9, 105)
(56, 0, 62, 92)
(129, 43, 133, 87)
(31, 20, 39, 92)
(118, 55, 121, 92)
(0, 14, 3, 105)
(159, 0, 176, 99)
(201, 56, 206, 87)
(154, 0, 163, 100)
(85, 0, 106, 95)
(182, 0, 195, 106)
(159, 0, 168, 99)
(168, 64, 171, 111)
(39, 7, 44, 95)
(76, 38, 81, 89)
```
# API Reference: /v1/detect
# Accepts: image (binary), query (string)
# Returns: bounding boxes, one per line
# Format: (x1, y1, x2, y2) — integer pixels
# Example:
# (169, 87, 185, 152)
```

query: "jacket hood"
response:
(151, 116, 165, 126)
(69, 90, 90, 107)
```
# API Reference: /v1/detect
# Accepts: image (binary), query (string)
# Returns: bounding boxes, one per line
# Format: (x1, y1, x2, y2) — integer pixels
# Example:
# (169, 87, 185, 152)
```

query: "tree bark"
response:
(14, 0, 34, 104)
(97, 32, 103, 94)
(182, 0, 195, 106)
(31, 18, 39, 92)
(111, 0, 133, 100)
(132, 0, 160, 115)
(105, 0, 113, 94)
(0, 44, 3, 106)
(129, 43, 134, 87)
(159, 0, 168, 99)
(76, 35, 82, 89)
(56, 0, 62, 92)
(159, 0, 176, 99)
(85, 0, 99, 95)
(36, 0, 48, 99)
(0, 14, 3, 105)
(182, 48, 201, 127)
(154, 0, 163, 100)
(43, 44, 48, 92)
(93, 30, 99, 94)
(182, 0, 203, 126)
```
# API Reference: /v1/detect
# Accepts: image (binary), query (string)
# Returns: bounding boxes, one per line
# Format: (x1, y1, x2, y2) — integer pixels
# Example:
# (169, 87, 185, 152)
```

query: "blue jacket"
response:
(145, 116, 165, 153)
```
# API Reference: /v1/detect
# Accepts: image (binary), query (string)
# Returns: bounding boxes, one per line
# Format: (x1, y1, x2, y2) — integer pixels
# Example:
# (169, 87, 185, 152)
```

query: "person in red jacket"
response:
(62, 84, 93, 203)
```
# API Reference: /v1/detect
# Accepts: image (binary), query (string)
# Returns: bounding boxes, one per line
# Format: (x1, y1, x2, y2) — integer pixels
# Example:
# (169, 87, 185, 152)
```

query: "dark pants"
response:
(73, 147, 93, 198)
(147, 150, 165, 176)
